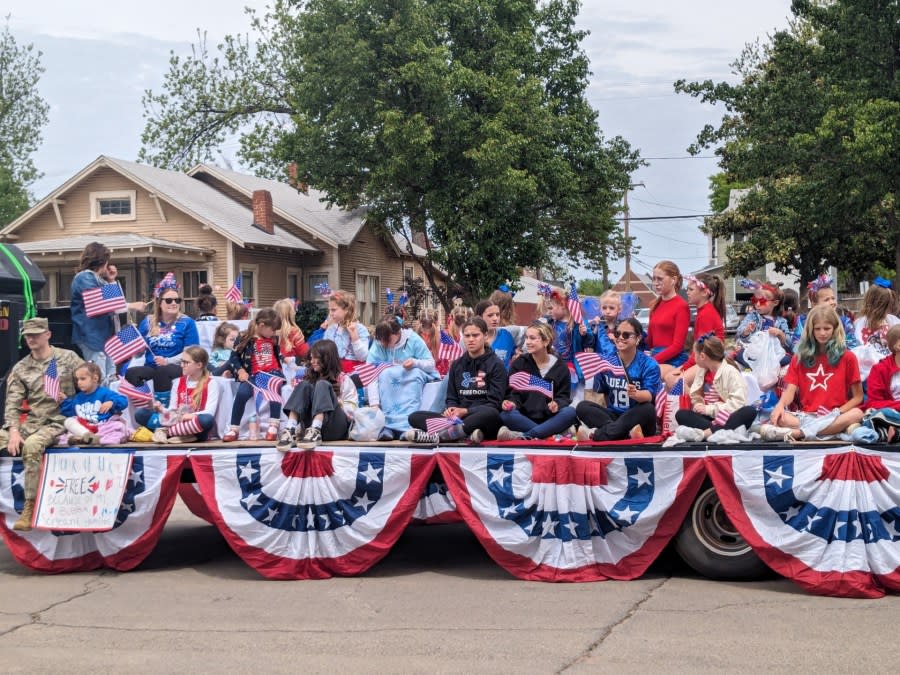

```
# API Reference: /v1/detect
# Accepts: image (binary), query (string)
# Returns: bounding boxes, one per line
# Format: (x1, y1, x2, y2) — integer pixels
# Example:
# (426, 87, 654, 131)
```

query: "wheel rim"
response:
(691, 487, 751, 557)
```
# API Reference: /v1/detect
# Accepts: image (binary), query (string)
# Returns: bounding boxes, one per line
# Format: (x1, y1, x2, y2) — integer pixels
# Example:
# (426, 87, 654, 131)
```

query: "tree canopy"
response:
(0, 22, 49, 225)
(140, 0, 640, 306)
(676, 0, 900, 288)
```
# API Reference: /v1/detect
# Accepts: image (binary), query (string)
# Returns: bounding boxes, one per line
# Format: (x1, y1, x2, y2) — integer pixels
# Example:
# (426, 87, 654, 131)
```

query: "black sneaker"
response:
(276, 428, 294, 452)
(401, 429, 440, 444)
(297, 427, 322, 449)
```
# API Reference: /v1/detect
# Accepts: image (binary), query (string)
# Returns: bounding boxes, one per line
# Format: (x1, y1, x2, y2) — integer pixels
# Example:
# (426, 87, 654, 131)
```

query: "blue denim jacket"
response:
(70, 269, 115, 351)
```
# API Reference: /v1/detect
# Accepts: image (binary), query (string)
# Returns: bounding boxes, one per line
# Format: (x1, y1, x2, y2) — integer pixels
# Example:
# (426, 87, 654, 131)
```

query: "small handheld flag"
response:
(352, 362, 393, 386)
(252, 372, 285, 403)
(568, 282, 583, 323)
(104, 324, 146, 364)
(508, 371, 553, 400)
(438, 330, 463, 362)
(425, 416, 462, 435)
(574, 352, 626, 380)
(43, 358, 60, 401)
(225, 277, 243, 304)
(83, 283, 127, 317)
(118, 377, 153, 407)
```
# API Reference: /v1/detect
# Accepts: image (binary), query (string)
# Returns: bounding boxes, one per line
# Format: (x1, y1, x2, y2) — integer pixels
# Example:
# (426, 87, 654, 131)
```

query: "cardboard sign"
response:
(34, 449, 134, 531)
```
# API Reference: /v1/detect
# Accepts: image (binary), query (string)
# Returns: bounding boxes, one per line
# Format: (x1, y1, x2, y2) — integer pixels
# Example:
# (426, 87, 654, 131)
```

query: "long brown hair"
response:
(235, 308, 281, 354)
(306, 339, 344, 399)
(182, 345, 211, 410)
(149, 288, 185, 338)
(696, 272, 725, 319)
(650, 261, 683, 315)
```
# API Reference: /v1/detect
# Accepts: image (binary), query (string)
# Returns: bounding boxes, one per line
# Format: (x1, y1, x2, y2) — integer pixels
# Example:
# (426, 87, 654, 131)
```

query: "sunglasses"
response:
(162, 297, 182, 304)
(751, 296, 774, 306)
(613, 331, 637, 339)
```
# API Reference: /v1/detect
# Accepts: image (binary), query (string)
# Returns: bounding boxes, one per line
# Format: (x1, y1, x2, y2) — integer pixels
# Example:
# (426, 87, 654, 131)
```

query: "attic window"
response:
(90, 190, 137, 222)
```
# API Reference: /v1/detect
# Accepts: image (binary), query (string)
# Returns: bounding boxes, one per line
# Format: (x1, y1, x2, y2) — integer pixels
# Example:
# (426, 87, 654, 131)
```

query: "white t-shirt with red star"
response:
(784, 351, 860, 413)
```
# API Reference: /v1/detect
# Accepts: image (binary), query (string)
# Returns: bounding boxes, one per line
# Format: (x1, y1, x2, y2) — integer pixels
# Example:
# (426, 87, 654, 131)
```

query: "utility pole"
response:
(623, 182, 644, 291)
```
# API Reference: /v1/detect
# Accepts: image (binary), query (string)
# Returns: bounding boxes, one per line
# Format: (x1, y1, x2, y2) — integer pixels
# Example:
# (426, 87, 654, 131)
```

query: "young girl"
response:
(791, 275, 857, 350)
(196, 284, 218, 321)
(539, 285, 596, 390)
(497, 322, 577, 441)
(853, 279, 899, 352)
(135, 346, 221, 443)
(762, 305, 864, 441)
(323, 289, 370, 371)
(666, 272, 725, 389)
(416, 309, 443, 373)
(735, 281, 792, 367)
(591, 289, 621, 357)
(209, 321, 239, 372)
(489, 287, 526, 350)
(575, 317, 661, 442)
(125, 280, 200, 405)
(447, 298, 472, 344)
(646, 261, 690, 373)
(866, 325, 900, 413)
(279, 340, 357, 450)
(274, 298, 309, 363)
(475, 299, 517, 369)
(222, 309, 286, 442)
(61, 362, 128, 445)
(674, 334, 757, 442)
(404, 317, 507, 443)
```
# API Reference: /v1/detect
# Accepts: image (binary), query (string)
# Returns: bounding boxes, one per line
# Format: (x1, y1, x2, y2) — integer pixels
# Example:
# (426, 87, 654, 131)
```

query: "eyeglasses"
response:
(179, 360, 193, 366)
(752, 296, 774, 306)
(613, 331, 637, 339)
(162, 297, 182, 305)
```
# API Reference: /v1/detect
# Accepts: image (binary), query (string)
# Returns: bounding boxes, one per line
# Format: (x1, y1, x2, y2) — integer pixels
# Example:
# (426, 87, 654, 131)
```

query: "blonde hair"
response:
(448, 299, 472, 341)
(329, 289, 358, 326)
(182, 345, 211, 410)
(525, 321, 555, 355)
(274, 298, 303, 345)
(149, 288, 185, 337)
(417, 308, 440, 358)
(537, 286, 572, 328)
(599, 289, 621, 313)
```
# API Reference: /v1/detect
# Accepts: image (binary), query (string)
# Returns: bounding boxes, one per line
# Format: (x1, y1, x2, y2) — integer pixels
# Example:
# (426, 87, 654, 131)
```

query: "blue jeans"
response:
(500, 407, 579, 439)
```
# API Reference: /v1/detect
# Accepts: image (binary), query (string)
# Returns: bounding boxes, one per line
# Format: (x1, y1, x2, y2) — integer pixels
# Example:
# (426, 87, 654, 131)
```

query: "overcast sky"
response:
(6, 0, 793, 281)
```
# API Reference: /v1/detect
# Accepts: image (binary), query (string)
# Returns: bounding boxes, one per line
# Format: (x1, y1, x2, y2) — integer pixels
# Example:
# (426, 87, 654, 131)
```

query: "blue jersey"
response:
(491, 328, 516, 370)
(593, 351, 661, 415)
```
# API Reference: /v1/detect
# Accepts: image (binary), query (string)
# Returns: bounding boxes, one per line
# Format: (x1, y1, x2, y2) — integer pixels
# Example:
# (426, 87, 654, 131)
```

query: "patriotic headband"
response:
(314, 281, 332, 297)
(154, 272, 179, 297)
(739, 279, 762, 291)
(537, 283, 554, 298)
(684, 274, 709, 293)
(807, 274, 833, 294)
(874, 276, 893, 289)
(696, 331, 716, 345)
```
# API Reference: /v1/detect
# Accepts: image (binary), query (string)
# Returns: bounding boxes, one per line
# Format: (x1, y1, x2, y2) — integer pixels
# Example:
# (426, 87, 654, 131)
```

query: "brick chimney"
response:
(412, 230, 429, 250)
(287, 162, 309, 195)
(252, 189, 274, 234)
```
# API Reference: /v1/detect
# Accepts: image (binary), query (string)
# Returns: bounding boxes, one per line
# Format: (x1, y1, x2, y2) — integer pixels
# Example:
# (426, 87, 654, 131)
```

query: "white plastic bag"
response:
(349, 406, 386, 442)
(852, 343, 886, 381)
(743, 332, 785, 391)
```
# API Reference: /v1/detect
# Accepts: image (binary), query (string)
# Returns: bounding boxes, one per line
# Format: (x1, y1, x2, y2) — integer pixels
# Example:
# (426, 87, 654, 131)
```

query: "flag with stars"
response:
(83, 282, 128, 317)
(0, 452, 185, 573)
(251, 372, 285, 403)
(508, 371, 553, 400)
(567, 283, 583, 323)
(104, 324, 146, 364)
(188, 448, 437, 579)
(707, 448, 900, 598)
(225, 277, 243, 304)
(575, 352, 624, 381)
(117, 377, 153, 407)
(352, 362, 393, 387)
(43, 357, 60, 402)
(437, 451, 705, 582)
(438, 330, 463, 363)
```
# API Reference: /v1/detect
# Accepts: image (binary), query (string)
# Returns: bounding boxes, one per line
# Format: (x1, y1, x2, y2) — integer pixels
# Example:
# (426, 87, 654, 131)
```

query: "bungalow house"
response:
(0, 156, 442, 324)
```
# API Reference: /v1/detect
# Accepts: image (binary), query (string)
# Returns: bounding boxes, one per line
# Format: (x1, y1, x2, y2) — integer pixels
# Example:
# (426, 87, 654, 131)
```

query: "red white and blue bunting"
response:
(189, 448, 436, 579)
(707, 447, 900, 598)
(0, 452, 184, 573)
(438, 451, 706, 582)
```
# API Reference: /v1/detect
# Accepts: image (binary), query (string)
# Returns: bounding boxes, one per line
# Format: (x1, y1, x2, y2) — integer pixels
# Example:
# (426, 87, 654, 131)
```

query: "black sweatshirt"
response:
(445, 347, 507, 412)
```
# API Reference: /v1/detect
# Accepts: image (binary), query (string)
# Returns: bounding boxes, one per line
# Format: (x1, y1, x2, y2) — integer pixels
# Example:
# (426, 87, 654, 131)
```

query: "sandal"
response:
(222, 427, 240, 442)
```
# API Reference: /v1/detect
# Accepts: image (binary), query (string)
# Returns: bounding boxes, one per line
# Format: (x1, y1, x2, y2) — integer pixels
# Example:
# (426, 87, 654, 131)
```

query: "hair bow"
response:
(537, 283, 554, 298)
(498, 283, 516, 299)
(314, 282, 332, 297)
(696, 331, 716, 345)
(807, 274, 833, 293)
(874, 276, 893, 289)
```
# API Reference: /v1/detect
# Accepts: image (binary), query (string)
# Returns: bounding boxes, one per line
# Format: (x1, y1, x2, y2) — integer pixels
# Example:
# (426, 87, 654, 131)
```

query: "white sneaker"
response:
(496, 426, 524, 442)
(467, 429, 485, 444)
(401, 429, 440, 444)
(760, 423, 795, 442)
(152, 428, 169, 444)
(576, 424, 596, 442)
(675, 426, 705, 442)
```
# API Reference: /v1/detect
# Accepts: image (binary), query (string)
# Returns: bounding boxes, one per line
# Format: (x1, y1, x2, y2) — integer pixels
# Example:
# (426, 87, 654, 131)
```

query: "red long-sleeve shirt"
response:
(647, 295, 690, 364)
(866, 354, 900, 411)
(682, 302, 725, 369)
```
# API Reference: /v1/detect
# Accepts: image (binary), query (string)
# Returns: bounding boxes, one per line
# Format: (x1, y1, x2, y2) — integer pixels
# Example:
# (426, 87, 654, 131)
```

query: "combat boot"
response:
(12, 499, 35, 531)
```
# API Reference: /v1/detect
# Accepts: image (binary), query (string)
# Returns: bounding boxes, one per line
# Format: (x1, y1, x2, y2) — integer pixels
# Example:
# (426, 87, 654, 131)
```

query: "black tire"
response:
(674, 479, 769, 580)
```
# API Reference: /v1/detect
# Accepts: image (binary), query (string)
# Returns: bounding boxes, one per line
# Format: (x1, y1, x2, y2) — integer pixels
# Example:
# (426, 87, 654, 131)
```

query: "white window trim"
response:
(89, 190, 137, 222)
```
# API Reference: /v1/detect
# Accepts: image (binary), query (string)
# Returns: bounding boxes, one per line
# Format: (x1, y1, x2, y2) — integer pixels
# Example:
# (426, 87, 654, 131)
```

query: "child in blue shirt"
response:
(61, 362, 128, 445)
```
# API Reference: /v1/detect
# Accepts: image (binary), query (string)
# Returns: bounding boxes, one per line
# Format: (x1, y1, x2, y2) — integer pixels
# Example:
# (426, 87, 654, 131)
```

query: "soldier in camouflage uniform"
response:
(0, 318, 83, 530)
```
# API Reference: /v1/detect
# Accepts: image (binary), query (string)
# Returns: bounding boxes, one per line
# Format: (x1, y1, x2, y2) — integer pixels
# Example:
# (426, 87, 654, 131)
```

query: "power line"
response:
(643, 155, 717, 160)
(631, 224, 705, 247)
(613, 214, 712, 221)
(631, 197, 704, 213)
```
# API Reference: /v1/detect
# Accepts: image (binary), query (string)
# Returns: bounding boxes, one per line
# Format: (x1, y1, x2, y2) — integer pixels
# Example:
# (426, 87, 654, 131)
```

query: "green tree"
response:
(676, 0, 900, 289)
(577, 278, 607, 296)
(0, 22, 49, 225)
(141, 0, 640, 307)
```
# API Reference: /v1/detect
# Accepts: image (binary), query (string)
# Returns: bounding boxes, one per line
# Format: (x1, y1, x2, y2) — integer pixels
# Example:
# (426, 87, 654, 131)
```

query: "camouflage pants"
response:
(0, 423, 65, 499)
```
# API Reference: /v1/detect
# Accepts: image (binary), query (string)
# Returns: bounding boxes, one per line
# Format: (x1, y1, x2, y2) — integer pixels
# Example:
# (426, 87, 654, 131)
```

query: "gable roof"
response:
(1, 156, 317, 252)
(188, 163, 367, 248)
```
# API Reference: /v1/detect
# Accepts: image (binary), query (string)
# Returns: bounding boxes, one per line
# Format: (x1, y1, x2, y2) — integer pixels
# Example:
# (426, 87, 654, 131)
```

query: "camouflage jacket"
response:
(3, 347, 84, 432)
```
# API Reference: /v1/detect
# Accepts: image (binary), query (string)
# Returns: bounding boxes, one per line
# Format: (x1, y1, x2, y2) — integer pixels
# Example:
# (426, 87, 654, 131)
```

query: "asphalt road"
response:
(2, 502, 899, 673)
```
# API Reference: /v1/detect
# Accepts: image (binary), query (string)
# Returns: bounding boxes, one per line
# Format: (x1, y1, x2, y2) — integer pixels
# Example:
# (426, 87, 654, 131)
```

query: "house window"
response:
(286, 267, 302, 301)
(239, 267, 257, 306)
(307, 272, 329, 304)
(89, 190, 137, 222)
(356, 272, 380, 325)
(57, 272, 75, 305)
(181, 270, 208, 316)
(710, 237, 718, 264)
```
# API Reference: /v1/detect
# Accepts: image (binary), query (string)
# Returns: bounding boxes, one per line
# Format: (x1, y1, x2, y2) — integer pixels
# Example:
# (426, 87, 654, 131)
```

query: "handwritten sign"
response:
(34, 450, 134, 531)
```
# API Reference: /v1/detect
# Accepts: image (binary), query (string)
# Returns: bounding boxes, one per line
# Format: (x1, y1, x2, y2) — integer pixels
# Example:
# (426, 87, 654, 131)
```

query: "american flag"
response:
(567, 283, 583, 323)
(425, 416, 462, 435)
(104, 324, 146, 364)
(118, 377, 153, 406)
(508, 371, 554, 400)
(352, 362, 393, 386)
(43, 357, 60, 401)
(575, 352, 625, 380)
(438, 330, 463, 362)
(656, 379, 679, 420)
(225, 277, 243, 304)
(252, 372, 285, 403)
(83, 283, 127, 317)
